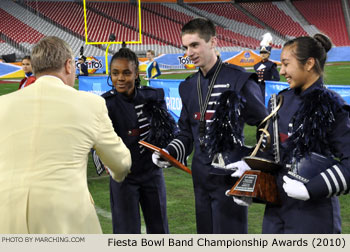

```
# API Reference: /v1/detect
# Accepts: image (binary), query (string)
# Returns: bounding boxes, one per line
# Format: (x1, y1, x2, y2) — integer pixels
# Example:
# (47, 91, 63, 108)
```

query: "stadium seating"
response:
(1, 0, 106, 57)
(89, 2, 258, 50)
(239, 2, 308, 38)
(87, 2, 183, 47)
(23, 1, 185, 54)
(293, 0, 350, 46)
(0, 40, 23, 57)
(1, 0, 349, 57)
(0, 8, 44, 51)
(142, 3, 193, 24)
(190, 3, 263, 29)
(186, 3, 285, 48)
(24, 1, 139, 43)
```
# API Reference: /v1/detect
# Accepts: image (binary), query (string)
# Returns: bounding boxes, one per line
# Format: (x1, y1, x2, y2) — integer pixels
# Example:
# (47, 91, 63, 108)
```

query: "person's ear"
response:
(306, 57, 315, 72)
(65, 58, 74, 74)
(211, 36, 217, 48)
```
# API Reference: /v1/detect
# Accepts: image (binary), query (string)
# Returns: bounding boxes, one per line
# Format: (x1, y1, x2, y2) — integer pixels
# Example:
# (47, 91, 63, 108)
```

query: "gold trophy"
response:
(227, 94, 283, 205)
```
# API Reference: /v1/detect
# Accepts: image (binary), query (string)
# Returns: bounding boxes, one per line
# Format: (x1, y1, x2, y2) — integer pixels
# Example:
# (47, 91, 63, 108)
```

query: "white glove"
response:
(233, 196, 252, 207)
(225, 190, 252, 207)
(152, 150, 171, 168)
(226, 160, 251, 178)
(282, 175, 310, 201)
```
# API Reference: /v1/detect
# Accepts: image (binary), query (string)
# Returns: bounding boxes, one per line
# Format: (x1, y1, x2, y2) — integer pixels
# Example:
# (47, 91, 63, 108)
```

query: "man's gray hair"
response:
(31, 36, 73, 75)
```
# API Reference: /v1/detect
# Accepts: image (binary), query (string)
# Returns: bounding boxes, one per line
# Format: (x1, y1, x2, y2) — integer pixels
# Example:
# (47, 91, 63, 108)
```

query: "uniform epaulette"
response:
(185, 72, 196, 81)
(223, 62, 245, 72)
(138, 86, 164, 101)
(139, 85, 157, 91)
(278, 87, 290, 94)
(101, 89, 117, 99)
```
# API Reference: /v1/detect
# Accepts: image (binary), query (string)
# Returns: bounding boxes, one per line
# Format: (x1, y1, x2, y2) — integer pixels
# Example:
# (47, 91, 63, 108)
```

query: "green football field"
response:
(1, 63, 350, 233)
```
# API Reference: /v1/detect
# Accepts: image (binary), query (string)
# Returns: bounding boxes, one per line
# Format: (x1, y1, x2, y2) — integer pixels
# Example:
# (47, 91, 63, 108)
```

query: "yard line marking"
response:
(95, 206, 146, 234)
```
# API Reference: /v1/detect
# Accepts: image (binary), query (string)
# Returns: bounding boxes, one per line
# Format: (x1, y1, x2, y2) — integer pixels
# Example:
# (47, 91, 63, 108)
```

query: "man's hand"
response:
(226, 160, 251, 178)
(152, 150, 171, 168)
(282, 176, 310, 201)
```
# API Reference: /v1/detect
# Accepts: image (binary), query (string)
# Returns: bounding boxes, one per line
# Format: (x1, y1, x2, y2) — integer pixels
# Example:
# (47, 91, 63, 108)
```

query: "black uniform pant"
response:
(109, 168, 169, 234)
(192, 160, 248, 234)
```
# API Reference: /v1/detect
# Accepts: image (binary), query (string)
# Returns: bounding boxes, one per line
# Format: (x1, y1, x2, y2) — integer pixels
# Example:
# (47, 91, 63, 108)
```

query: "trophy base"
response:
(243, 156, 281, 173)
(228, 170, 281, 205)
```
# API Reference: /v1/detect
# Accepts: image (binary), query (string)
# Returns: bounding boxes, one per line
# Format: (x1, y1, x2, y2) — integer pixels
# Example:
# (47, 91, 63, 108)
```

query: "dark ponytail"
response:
(283, 33, 332, 75)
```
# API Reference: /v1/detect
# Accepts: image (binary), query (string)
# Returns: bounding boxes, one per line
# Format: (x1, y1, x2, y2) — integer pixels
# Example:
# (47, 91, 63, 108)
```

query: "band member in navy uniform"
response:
(230, 34, 350, 233)
(254, 33, 280, 101)
(152, 18, 268, 234)
(77, 56, 88, 76)
(98, 48, 176, 234)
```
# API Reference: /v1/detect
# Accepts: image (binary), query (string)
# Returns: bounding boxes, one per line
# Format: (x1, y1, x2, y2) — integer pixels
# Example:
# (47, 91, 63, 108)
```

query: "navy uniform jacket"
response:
(102, 86, 165, 175)
(266, 78, 350, 199)
(166, 59, 268, 181)
(254, 60, 280, 82)
(79, 63, 88, 76)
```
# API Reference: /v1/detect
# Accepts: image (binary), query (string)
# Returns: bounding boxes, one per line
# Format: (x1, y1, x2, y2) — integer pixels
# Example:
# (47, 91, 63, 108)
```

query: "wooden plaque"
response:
(139, 140, 192, 175)
(228, 170, 281, 205)
(227, 156, 282, 205)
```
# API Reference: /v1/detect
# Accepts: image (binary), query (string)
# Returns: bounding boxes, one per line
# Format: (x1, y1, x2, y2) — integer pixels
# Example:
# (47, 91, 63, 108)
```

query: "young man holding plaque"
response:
(231, 34, 350, 233)
(152, 18, 267, 234)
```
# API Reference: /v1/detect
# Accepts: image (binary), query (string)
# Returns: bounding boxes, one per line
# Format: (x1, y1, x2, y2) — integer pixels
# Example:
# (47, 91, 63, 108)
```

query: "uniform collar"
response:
(25, 72, 33, 78)
(299, 77, 324, 97)
(199, 57, 221, 79)
(116, 87, 138, 102)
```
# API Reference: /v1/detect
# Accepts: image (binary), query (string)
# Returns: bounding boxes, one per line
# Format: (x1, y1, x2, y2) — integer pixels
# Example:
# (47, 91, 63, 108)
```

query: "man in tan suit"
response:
(0, 36, 131, 234)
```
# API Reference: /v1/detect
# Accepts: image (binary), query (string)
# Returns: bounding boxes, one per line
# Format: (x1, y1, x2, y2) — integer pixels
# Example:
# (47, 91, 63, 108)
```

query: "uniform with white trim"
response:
(254, 41, 280, 102)
(146, 60, 161, 79)
(262, 77, 350, 233)
(166, 58, 268, 233)
(102, 86, 172, 234)
(254, 59, 280, 98)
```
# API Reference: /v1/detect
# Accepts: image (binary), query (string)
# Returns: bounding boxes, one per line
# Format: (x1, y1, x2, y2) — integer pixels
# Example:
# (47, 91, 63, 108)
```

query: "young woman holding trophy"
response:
(228, 34, 350, 233)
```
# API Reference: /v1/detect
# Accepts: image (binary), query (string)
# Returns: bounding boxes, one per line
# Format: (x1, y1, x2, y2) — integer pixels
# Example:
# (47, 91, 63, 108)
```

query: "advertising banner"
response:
(78, 75, 110, 96)
(0, 62, 24, 78)
(78, 76, 183, 122)
(78, 77, 350, 123)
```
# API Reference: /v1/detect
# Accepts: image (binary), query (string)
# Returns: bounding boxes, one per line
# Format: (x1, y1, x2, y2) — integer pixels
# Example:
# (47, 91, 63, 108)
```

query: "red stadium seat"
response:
(293, 0, 350, 46)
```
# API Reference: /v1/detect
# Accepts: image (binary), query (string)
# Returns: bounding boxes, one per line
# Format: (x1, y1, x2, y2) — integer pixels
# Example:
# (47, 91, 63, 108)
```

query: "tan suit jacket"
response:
(0, 76, 131, 234)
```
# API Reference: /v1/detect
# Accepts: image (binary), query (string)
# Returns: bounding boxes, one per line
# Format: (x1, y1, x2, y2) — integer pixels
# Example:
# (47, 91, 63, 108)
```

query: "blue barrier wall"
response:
(78, 76, 183, 121)
(74, 47, 350, 73)
(149, 79, 183, 122)
(79, 77, 350, 122)
(78, 75, 110, 95)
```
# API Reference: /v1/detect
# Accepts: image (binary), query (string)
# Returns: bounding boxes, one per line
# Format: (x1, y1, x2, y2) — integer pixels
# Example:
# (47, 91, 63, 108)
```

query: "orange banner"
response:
(225, 50, 280, 67)
(225, 50, 261, 67)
